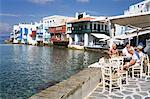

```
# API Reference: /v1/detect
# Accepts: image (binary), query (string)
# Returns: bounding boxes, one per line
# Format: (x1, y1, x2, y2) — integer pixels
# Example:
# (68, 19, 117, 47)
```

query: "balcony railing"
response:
(72, 29, 109, 34)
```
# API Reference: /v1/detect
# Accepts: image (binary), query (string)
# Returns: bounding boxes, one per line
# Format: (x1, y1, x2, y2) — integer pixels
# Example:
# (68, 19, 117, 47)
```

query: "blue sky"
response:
(0, 0, 143, 37)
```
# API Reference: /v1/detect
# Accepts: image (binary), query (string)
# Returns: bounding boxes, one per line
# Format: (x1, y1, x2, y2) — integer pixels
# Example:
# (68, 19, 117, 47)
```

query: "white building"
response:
(36, 21, 43, 44)
(12, 23, 38, 45)
(112, 0, 150, 39)
(12, 25, 20, 44)
(42, 15, 74, 44)
(124, 0, 150, 15)
(67, 12, 110, 49)
(110, 0, 150, 47)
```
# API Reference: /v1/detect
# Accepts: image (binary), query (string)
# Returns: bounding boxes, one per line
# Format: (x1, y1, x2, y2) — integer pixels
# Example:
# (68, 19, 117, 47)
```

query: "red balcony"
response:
(30, 31, 36, 38)
(49, 25, 66, 34)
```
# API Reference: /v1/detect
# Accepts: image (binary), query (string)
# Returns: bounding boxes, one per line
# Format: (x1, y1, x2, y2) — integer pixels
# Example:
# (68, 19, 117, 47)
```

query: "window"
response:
(101, 24, 104, 30)
(94, 24, 96, 30)
(98, 24, 100, 31)
(90, 23, 92, 30)
(78, 14, 83, 19)
(67, 27, 71, 31)
(105, 25, 108, 31)
(84, 25, 87, 30)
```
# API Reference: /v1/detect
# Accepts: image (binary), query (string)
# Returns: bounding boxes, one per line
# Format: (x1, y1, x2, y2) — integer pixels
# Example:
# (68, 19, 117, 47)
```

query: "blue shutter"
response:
(20, 28, 23, 40)
(25, 28, 28, 36)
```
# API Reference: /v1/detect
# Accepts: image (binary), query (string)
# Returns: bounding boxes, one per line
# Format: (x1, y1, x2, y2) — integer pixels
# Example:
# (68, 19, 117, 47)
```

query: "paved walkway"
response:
(87, 77, 150, 99)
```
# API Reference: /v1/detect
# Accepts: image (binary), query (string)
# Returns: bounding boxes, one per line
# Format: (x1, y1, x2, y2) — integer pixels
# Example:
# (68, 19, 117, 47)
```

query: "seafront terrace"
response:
(30, 57, 150, 99)
(87, 77, 150, 99)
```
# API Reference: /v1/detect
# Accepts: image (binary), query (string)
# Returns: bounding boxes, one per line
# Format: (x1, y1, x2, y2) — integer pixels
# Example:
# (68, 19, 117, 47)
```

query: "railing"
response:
(72, 29, 109, 34)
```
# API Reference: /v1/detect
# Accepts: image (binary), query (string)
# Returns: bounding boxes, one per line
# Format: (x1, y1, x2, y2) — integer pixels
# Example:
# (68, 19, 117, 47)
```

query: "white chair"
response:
(131, 56, 145, 78)
(145, 54, 150, 76)
(109, 57, 128, 85)
(101, 63, 122, 93)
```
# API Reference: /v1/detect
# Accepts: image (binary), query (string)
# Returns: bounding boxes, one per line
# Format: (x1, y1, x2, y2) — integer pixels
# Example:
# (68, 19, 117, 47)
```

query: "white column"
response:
(75, 34, 78, 45)
(90, 35, 94, 46)
(84, 33, 88, 46)
(67, 34, 72, 45)
(136, 32, 139, 46)
(109, 22, 115, 48)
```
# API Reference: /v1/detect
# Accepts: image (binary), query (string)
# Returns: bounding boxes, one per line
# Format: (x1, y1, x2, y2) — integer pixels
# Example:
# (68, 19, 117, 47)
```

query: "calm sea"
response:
(0, 35, 9, 44)
(0, 44, 103, 99)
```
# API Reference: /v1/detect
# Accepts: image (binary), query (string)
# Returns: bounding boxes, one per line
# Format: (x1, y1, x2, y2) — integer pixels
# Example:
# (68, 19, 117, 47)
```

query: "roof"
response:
(68, 17, 96, 23)
(43, 15, 74, 20)
(109, 12, 150, 28)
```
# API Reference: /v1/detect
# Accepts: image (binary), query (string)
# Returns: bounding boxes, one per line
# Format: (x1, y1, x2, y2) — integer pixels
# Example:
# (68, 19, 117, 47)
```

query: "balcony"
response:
(72, 29, 91, 33)
(72, 29, 109, 34)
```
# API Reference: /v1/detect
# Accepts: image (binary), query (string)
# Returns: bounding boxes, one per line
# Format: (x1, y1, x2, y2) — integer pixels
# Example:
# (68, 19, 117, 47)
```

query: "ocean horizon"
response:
(0, 35, 9, 44)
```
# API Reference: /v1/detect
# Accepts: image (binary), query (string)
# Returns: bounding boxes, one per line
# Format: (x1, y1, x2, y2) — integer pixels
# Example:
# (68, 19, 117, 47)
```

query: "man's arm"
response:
(128, 59, 136, 67)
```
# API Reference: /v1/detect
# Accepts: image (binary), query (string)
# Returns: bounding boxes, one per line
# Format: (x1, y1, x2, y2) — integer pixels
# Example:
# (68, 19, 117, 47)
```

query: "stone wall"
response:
(29, 67, 102, 99)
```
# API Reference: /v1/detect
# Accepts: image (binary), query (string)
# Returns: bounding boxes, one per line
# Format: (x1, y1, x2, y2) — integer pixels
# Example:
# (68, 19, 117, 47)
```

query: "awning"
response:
(109, 12, 150, 28)
(114, 28, 150, 39)
(99, 38, 109, 41)
(91, 33, 110, 39)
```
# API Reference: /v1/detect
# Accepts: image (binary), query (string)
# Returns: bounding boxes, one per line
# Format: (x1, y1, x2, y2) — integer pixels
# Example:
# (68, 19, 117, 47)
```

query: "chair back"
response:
(145, 54, 150, 66)
(109, 57, 124, 69)
(102, 64, 112, 80)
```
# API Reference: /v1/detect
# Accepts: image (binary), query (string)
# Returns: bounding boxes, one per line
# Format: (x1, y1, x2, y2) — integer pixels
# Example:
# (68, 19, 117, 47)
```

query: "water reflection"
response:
(0, 44, 101, 98)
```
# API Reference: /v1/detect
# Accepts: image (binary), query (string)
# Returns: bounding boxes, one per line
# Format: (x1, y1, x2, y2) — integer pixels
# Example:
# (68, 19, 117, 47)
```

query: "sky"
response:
(0, 0, 143, 37)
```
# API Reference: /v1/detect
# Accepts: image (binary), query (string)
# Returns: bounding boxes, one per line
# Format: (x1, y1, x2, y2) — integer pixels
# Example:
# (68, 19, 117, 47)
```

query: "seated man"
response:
(137, 45, 145, 60)
(123, 47, 140, 70)
(108, 43, 119, 58)
(122, 42, 131, 56)
(122, 42, 132, 62)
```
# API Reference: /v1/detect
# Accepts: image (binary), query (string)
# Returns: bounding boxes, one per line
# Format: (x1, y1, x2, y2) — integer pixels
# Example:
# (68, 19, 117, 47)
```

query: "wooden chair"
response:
(145, 54, 150, 76)
(109, 57, 128, 85)
(131, 56, 145, 78)
(101, 63, 122, 93)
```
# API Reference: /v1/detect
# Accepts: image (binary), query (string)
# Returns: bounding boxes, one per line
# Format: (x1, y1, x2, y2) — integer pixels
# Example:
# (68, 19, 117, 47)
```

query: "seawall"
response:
(29, 64, 101, 99)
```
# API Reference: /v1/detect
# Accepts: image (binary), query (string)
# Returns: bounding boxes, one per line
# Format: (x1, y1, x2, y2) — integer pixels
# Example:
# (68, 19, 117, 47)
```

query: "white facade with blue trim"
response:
(12, 23, 38, 45)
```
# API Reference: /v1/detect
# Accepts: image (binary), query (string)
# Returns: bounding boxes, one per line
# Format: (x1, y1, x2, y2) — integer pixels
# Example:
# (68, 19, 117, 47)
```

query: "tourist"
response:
(137, 45, 145, 60)
(108, 43, 119, 58)
(122, 42, 132, 62)
(122, 42, 131, 57)
(123, 47, 140, 70)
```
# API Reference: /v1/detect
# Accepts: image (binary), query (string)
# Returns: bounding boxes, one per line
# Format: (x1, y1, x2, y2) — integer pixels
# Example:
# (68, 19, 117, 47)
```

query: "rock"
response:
(94, 88, 103, 92)
(124, 85, 138, 88)
(136, 88, 140, 91)
(133, 94, 142, 99)
(138, 92, 148, 96)
(125, 96, 132, 99)
(114, 92, 124, 96)
(122, 90, 133, 95)
(96, 94, 108, 99)
(109, 94, 124, 99)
